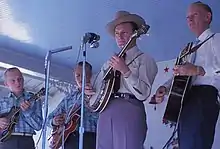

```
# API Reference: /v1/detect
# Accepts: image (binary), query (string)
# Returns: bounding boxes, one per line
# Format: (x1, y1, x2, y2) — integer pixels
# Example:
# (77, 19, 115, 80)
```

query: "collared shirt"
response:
(93, 46, 158, 101)
(163, 29, 220, 92)
(47, 89, 98, 133)
(0, 90, 43, 134)
(191, 29, 220, 91)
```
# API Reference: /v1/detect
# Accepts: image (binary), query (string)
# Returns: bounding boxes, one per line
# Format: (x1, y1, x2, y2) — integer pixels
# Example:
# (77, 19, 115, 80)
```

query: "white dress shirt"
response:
(163, 28, 220, 92)
(191, 29, 220, 91)
(93, 46, 158, 101)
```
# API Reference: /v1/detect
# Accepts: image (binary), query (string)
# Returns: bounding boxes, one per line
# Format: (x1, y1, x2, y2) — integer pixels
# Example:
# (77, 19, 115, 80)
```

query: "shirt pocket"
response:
(128, 59, 140, 76)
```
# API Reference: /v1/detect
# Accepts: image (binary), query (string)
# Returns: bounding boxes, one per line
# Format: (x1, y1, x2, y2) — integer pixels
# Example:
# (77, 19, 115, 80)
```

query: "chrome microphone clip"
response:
(90, 41, 99, 48)
(82, 32, 100, 48)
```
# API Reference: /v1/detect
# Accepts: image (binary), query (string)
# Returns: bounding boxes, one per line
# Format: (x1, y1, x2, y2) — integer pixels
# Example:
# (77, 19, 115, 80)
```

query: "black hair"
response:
(77, 61, 92, 70)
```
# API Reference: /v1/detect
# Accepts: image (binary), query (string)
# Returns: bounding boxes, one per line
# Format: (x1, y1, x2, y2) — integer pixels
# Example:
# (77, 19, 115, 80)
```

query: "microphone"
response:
(83, 32, 100, 44)
(86, 32, 100, 43)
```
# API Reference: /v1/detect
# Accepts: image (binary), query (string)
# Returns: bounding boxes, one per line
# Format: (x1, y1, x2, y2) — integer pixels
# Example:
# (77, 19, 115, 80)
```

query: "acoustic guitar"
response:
(48, 105, 81, 149)
(163, 34, 215, 125)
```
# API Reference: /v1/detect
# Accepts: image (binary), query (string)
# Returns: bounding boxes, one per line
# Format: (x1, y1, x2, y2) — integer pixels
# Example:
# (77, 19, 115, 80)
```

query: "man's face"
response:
(186, 4, 211, 35)
(4, 69, 24, 93)
(74, 66, 92, 88)
(114, 22, 134, 49)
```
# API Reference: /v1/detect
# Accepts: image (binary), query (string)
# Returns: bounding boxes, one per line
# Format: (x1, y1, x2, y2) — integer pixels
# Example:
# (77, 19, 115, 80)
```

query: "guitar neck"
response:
(70, 107, 80, 118)
(103, 38, 134, 80)
(65, 105, 81, 123)
(27, 88, 45, 103)
(29, 95, 40, 103)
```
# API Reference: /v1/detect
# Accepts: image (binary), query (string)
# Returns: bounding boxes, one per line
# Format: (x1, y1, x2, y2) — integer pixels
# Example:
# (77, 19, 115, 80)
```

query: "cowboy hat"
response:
(106, 10, 148, 36)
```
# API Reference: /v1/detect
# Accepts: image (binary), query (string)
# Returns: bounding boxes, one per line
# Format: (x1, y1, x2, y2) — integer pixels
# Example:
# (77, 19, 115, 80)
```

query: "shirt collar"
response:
(197, 28, 214, 42)
(8, 89, 26, 98)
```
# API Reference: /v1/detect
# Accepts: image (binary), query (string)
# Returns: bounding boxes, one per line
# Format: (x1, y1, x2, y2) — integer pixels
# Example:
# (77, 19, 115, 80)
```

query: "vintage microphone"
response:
(84, 32, 100, 48)
(79, 32, 100, 149)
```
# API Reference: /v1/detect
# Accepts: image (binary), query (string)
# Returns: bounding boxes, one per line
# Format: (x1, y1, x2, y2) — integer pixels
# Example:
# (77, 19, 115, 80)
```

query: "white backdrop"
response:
(144, 59, 220, 149)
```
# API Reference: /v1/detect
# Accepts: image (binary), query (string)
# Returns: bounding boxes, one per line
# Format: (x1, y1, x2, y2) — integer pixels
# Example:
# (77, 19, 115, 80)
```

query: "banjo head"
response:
(89, 78, 115, 112)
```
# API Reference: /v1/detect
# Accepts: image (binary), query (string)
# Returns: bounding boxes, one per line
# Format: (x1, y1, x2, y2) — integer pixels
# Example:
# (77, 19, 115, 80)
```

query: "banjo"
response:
(89, 24, 150, 113)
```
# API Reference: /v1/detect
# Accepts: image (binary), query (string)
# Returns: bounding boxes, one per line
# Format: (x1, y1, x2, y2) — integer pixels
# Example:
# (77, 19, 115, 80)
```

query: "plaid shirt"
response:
(0, 91, 43, 134)
(47, 89, 98, 133)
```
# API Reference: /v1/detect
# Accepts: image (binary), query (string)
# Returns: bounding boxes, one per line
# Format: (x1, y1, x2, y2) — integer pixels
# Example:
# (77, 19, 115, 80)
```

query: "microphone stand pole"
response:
(78, 35, 87, 149)
(42, 46, 72, 149)
(78, 33, 99, 149)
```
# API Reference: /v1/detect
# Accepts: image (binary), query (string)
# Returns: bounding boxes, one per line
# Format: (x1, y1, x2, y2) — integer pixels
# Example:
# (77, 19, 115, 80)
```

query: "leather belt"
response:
(11, 132, 33, 137)
(111, 93, 144, 107)
(111, 93, 137, 99)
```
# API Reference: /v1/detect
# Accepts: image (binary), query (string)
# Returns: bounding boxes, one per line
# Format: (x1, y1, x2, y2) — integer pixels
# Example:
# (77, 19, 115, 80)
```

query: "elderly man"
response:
(153, 1, 220, 149)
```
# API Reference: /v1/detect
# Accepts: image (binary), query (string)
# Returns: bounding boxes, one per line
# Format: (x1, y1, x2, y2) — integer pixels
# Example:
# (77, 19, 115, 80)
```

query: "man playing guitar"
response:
(47, 61, 98, 149)
(0, 67, 43, 149)
(152, 1, 220, 149)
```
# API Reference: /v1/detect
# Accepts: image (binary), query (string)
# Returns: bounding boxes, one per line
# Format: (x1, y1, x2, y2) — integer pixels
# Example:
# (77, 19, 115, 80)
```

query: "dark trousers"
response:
(0, 136, 34, 149)
(178, 85, 219, 149)
(64, 131, 96, 149)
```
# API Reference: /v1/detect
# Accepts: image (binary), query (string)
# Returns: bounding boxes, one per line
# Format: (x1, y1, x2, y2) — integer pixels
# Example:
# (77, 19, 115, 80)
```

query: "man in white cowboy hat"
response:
(93, 10, 158, 149)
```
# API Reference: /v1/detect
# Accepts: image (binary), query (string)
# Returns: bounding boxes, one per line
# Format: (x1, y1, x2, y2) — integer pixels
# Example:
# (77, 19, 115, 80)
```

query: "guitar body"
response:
(89, 72, 115, 113)
(0, 107, 20, 142)
(48, 114, 80, 149)
(163, 76, 191, 125)
(163, 43, 193, 125)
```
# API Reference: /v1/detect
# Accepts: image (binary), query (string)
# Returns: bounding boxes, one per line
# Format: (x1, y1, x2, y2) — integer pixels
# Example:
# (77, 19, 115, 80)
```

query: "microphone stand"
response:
(41, 33, 98, 149)
(42, 46, 72, 149)
(78, 33, 99, 149)
(78, 35, 87, 149)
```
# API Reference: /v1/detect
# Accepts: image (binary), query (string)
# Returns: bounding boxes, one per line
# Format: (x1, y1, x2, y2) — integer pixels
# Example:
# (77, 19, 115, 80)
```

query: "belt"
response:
(11, 132, 33, 137)
(111, 93, 143, 107)
(111, 93, 136, 99)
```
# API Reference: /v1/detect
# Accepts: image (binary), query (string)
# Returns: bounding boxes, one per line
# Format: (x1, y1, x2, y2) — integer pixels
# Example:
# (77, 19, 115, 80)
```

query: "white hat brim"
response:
(106, 14, 147, 36)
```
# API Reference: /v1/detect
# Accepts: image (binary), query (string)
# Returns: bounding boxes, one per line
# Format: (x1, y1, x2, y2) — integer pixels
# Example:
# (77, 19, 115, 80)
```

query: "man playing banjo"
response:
(90, 11, 158, 149)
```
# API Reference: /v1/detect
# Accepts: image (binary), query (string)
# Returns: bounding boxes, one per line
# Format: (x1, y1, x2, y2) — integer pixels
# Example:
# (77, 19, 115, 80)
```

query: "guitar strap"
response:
(125, 52, 144, 95)
(126, 52, 144, 66)
(185, 33, 216, 56)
